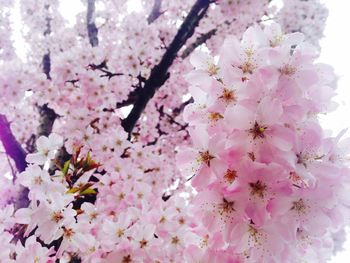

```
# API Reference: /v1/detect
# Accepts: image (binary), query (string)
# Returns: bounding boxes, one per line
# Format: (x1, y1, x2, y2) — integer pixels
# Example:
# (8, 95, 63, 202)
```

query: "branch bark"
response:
(147, 0, 162, 24)
(121, 0, 211, 136)
(0, 115, 29, 209)
(173, 97, 194, 116)
(34, 4, 58, 150)
(37, 104, 58, 138)
(0, 115, 27, 172)
(87, 0, 99, 47)
(181, 28, 217, 59)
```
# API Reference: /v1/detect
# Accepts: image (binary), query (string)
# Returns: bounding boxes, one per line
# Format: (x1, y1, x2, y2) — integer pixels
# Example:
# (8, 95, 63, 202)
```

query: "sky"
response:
(319, 1, 350, 262)
(318, 1, 350, 136)
(10, 0, 350, 261)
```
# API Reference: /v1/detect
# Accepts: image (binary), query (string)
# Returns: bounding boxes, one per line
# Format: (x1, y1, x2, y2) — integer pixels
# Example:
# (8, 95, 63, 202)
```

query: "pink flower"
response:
(179, 22, 350, 262)
(26, 134, 63, 165)
(15, 193, 76, 243)
(16, 236, 54, 263)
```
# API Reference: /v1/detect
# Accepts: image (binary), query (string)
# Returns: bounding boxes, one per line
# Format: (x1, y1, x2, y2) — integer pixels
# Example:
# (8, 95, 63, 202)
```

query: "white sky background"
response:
(9, 0, 350, 262)
(320, 1, 350, 262)
(318, 1, 350, 136)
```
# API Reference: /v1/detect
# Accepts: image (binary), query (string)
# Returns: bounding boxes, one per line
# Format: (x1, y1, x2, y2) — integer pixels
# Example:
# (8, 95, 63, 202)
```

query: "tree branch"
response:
(147, 0, 162, 24)
(88, 61, 124, 79)
(0, 115, 29, 209)
(87, 0, 99, 47)
(32, 4, 58, 152)
(37, 104, 58, 138)
(116, 86, 142, 108)
(173, 97, 194, 116)
(42, 53, 51, 79)
(181, 28, 217, 59)
(43, 4, 51, 80)
(121, 0, 211, 136)
(0, 115, 27, 172)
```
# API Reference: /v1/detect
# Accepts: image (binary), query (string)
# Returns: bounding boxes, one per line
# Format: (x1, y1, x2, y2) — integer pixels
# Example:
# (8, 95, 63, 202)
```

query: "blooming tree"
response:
(0, 0, 348, 262)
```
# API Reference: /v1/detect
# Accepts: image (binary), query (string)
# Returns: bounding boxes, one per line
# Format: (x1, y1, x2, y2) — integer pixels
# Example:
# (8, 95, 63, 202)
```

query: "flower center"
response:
(291, 199, 307, 214)
(51, 211, 64, 223)
(122, 255, 132, 263)
(249, 122, 267, 139)
(223, 169, 237, 184)
(197, 151, 215, 167)
(208, 112, 224, 122)
(207, 63, 219, 76)
(217, 198, 235, 215)
(279, 64, 296, 76)
(249, 180, 267, 198)
(219, 88, 236, 104)
(171, 236, 180, 245)
(139, 238, 148, 248)
(116, 228, 125, 237)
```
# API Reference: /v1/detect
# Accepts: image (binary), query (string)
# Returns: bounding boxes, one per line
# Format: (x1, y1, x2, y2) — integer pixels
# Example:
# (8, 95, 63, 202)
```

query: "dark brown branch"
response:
(121, 0, 211, 136)
(116, 74, 146, 108)
(43, 4, 51, 80)
(0, 115, 27, 172)
(37, 104, 58, 138)
(163, 112, 188, 129)
(88, 62, 124, 79)
(0, 115, 29, 209)
(181, 18, 236, 59)
(116, 86, 142, 108)
(181, 28, 217, 59)
(172, 97, 194, 116)
(25, 134, 36, 153)
(42, 53, 51, 79)
(33, 4, 58, 152)
(87, 0, 99, 47)
(147, 0, 163, 24)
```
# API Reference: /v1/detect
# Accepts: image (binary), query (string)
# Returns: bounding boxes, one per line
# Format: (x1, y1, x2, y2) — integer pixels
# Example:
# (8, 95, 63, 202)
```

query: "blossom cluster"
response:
(0, 22, 346, 263)
(277, 0, 328, 50)
(0, 0, 15, 60)
(0, 0, 347, 262)
(178, 23, 350, 262)
(0, 131, 199, 262)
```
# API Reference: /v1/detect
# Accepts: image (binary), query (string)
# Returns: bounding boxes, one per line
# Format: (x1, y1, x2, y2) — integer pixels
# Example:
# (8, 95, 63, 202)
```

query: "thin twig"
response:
(5, 152, 16, 182)
(181, 28, 217, 59)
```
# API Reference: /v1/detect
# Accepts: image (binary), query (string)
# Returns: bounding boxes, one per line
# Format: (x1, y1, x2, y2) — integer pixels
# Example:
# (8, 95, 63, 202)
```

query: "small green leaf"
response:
(80, 188, 97, 195)
(66, 187, 79, 194)
(62, 160, 70, 176)
(86, 151, 91, 163)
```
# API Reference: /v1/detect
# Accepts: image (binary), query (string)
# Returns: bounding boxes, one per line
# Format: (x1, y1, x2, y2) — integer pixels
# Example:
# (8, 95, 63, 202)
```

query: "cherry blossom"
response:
(180, 23, 350, 262)
(0, 0, 347, 262)
(26, 134, 63, 165)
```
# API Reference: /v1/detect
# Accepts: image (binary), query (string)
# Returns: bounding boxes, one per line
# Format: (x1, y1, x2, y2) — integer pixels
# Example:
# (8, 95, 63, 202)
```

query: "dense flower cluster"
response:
(0, 0, 347, 262)
(4, 132, 199, 262)
(178, 23, 350, 262)
(0, 0, 15, 60)
(277, 0, 328, 50)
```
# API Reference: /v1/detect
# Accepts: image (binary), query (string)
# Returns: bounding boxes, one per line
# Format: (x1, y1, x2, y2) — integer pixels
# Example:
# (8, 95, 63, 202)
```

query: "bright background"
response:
(319, 1, 350, 262)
